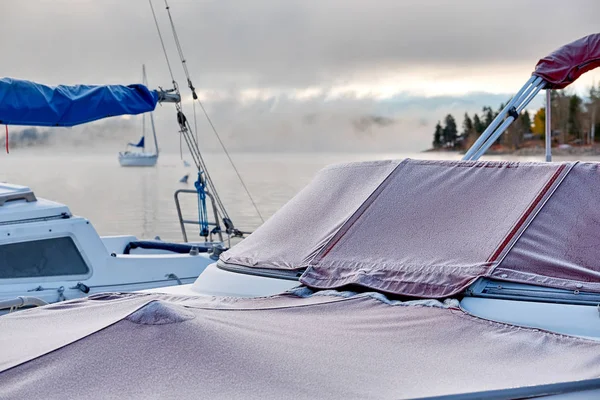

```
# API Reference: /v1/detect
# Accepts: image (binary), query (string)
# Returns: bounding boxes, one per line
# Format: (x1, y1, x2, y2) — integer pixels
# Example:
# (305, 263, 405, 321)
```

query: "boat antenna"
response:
(161, 0, 265, 224)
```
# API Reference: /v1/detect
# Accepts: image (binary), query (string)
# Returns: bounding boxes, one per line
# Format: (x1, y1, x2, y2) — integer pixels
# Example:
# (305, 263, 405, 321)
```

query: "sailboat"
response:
(5, 32, 600, 400)
(118, 65, 159, 167)
(0, 75, 235, 313)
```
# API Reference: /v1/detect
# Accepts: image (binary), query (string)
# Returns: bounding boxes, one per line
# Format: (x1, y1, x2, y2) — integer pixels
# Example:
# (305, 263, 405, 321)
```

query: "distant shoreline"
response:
(423, 144, 600, 157)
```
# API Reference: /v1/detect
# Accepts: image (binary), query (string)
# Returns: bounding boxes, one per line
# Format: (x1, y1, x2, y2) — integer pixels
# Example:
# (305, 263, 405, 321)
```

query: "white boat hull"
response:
(0, 183, 218, 314)
(118, 152, 158, 167)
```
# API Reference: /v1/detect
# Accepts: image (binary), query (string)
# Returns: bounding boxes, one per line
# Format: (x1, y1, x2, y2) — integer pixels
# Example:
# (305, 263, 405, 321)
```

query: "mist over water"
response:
(0, 149, 597, 242)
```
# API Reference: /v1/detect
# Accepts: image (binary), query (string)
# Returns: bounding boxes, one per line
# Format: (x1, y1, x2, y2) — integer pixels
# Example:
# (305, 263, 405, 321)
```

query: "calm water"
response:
(0, 149, 596, 242)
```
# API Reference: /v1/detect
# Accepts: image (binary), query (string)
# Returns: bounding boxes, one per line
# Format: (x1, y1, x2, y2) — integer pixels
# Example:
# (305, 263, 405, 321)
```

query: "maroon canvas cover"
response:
(2, 292, 600, 399)
(533, 33, 600, 89)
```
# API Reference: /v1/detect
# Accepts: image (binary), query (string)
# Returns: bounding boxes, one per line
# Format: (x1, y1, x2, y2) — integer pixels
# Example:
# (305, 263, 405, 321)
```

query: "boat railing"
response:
(0, 296, 48, 313)
(174, 189, 223, 243)
(0, 188, 37, 206)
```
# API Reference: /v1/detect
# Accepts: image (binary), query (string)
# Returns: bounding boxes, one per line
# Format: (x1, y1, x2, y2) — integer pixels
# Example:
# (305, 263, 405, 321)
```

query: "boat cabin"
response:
(0, 183, 219, 309)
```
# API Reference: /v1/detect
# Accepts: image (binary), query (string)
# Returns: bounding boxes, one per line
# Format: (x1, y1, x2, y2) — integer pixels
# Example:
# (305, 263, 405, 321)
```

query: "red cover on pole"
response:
(533, 33, 600, 89)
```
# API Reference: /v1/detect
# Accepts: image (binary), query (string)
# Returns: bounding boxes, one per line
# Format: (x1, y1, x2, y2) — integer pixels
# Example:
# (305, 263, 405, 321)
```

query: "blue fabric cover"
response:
(0, 78, 158, 127)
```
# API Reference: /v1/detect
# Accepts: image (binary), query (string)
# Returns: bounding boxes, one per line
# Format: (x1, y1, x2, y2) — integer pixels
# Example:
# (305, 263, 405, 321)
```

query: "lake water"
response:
(0, 149, 597, 242)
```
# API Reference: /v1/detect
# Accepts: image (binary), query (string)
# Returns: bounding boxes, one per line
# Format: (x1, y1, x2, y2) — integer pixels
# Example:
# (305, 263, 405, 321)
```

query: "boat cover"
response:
(0, 78, 158, 127)
(1, 291, 600, 399)
(221, 160, 401, 270)
(223, 159, 600, 298)
(533, 33, 600, 89)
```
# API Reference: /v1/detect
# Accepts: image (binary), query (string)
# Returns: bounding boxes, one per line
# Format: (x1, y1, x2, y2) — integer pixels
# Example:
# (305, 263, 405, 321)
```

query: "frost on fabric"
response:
(288, 287, 459, 308)
(126, 301, 195, 325)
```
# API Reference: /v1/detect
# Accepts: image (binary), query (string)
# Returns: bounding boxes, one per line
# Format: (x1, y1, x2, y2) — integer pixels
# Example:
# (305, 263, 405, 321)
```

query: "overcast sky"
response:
(2, 0, 600, 152)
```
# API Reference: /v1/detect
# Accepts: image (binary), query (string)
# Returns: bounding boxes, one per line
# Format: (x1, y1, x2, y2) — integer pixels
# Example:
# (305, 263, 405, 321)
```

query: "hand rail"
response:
(174, 189, 223, 243)
(0, 296, 48, 311)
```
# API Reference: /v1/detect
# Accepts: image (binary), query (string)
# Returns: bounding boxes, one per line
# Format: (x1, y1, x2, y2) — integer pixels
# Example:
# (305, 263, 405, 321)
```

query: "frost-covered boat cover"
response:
(222, 159, 600, 298)
(2, 292, 600, 399)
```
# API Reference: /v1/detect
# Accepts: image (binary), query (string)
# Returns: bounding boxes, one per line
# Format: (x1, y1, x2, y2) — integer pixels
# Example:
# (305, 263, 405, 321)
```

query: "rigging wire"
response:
(149, 0, 175, 85)
(151, 0, 229, 229)
(150, 0, 186, 162)
(193, 100, 198, 145)
(193, 96, 265, 223)
(179, 130, 183, 159)
(162, 0, 265, 224)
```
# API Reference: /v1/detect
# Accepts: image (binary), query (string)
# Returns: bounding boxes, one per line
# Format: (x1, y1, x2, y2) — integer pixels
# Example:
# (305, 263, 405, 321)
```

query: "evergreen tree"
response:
(433, 122, 443, 148)
(462, 113, 473, 137)
(473, 114, 485, 134)
(493, 104, 505, 145)
(482, 106, 494, 127)
(443, 114, 458, 148)
(520, 110, 532, 133)
(504, 110, 531, 149)
(428, 83, 600, 150)
(568, 94, 582, 139)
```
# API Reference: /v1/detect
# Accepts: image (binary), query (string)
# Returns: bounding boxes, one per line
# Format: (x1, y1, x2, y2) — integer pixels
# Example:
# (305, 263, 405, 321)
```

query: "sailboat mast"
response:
(142, 64, 147, 152)
(141, 64, 159, 155)
(150, 109, 159, 156)
(142, 65, 159, 156)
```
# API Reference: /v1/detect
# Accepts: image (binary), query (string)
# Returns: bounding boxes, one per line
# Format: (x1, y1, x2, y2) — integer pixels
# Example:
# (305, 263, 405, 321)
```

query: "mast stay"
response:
(149, 0, 262, 240)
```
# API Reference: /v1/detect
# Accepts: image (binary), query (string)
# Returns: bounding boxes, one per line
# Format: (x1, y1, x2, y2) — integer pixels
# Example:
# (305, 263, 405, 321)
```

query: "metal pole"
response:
(591, 106, 596, 146)
(463, 76, 539, 160)
(545, 89, 552, 162)
(174, 189, 189, 242)
(0, 296, 48, 311)
(142, 65, 147, 152)
(470, 82, 545, 160)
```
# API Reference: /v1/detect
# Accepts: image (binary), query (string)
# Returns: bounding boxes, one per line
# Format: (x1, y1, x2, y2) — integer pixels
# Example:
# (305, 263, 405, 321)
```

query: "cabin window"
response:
(0, 237, 89, 279)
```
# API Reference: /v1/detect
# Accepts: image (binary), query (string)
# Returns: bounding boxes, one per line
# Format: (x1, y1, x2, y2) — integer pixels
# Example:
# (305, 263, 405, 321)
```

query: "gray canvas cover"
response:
(303, 159, 569, 297)
(2, 292, 600, 400)
(221, 160, 400, 270)
(495, 162, 600, 292)
(222, 158, 599, 298)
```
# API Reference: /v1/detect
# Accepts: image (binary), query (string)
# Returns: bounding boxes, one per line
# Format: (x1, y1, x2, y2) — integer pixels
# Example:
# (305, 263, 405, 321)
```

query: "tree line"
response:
(432, 83, 600, 151)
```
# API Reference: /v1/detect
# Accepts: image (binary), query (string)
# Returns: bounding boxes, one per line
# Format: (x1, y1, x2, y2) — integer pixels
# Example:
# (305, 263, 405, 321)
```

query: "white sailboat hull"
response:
(119, 65, 160, 168)
(118, 152, 158, 167)
(0, 183, 220, 314)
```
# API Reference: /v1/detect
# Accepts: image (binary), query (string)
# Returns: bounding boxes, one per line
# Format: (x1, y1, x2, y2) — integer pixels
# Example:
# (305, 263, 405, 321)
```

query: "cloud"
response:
(2, 0, 599, 90)
(6, 89, 528, 153)
(0, 1, 596, 154)
(352, 115, 396, 135)
(188, 90, 532, 152)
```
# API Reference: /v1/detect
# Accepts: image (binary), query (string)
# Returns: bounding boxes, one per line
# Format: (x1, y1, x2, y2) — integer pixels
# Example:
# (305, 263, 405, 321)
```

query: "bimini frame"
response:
(463, 33, 600, 162)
